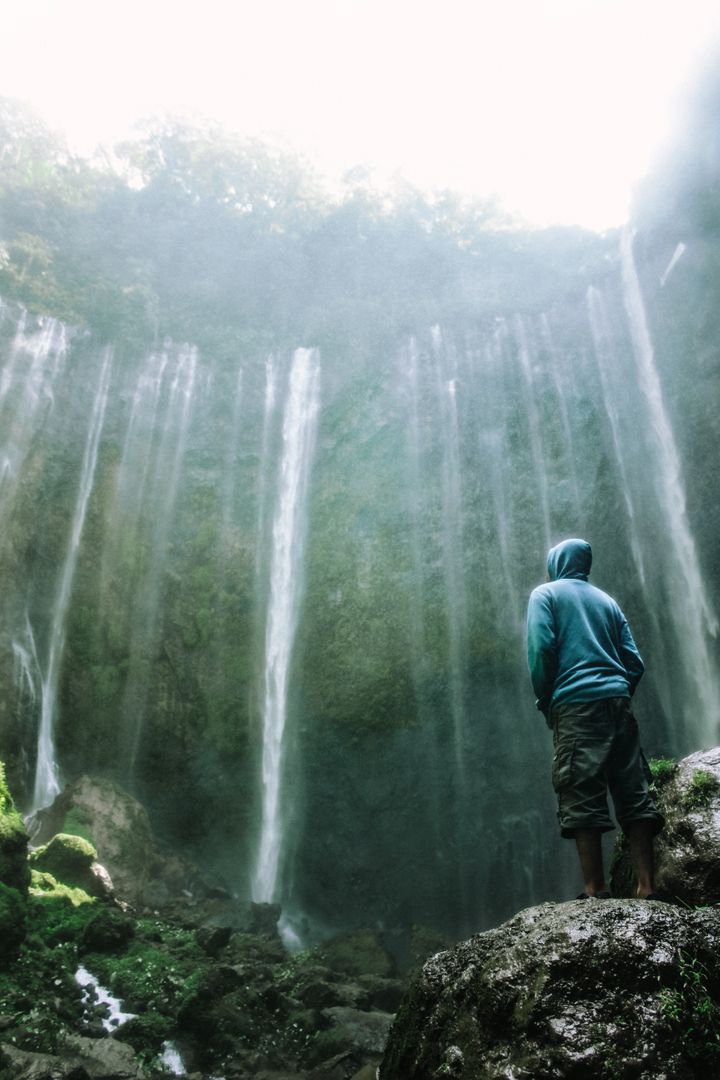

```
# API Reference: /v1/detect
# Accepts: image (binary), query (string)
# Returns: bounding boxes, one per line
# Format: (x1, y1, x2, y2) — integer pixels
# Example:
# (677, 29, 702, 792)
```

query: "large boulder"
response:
(29, 774, 229, 910)
(0, 759, 29, 893)
(29, 833, 113, 900)
(612, 747, 720, 904)
(30, 776, 156, 905)
(380, 899, 720, 1080)
(0, 1034, 145, 1079)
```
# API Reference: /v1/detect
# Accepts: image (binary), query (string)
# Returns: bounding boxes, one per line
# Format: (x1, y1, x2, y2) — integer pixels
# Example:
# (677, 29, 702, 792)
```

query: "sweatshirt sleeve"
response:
(618, 616, 644, 695)
(526, 587, 558, 715)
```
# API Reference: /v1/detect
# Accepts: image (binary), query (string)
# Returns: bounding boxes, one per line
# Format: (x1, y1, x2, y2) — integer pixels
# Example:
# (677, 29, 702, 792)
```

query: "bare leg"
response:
(625, 819, 655, 898)
(574, 828, 608, 895)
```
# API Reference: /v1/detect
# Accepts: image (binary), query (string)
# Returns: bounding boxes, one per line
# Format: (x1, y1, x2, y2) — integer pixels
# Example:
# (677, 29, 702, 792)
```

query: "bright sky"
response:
(4, 0, 720, 229)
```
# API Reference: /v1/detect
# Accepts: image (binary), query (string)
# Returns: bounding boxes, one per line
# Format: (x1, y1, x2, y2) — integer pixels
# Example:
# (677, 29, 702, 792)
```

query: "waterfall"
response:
(255, 354, 279, 582)
(32, 348, 113, 811)
(0, 316, 68, 529)
(222, 364, 244, 534)
(540, 314, 582, 516)
(480, 332, 522, 628)
(12, 619, 39, 711)
(403, 338, 429, 698)
(431, 328, 470, 782)
(586, 287, 650, 589)
(621, 229, 720, 742)
(100, 349, 170, 608)
(513, 316, 553, 551)
(252, 347, 321, 904)
(124, 345, 198, 775)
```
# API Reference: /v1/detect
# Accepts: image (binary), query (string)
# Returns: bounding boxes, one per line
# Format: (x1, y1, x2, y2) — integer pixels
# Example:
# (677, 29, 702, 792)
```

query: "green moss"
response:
(685, 770, 720, 810)
(112, 1011, 173, 1059)
(0, 760, 30, 894)
(29, 833, 97, 891)
(26, 892, 99, 945)
(312, 929, 395, 978)
(0, 882, 27, 959)
(84, 918, 211, 1019)
(649, 757, 678, 785)
(659, 950, 720, 1063)
(29, 869, 96, 907)
(62, 806, 96, 846)
(0, 893, 97, 1054)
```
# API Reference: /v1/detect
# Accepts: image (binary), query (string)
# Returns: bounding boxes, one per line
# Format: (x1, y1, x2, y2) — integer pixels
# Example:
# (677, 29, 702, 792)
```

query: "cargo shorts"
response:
(550, 697, 664, 839)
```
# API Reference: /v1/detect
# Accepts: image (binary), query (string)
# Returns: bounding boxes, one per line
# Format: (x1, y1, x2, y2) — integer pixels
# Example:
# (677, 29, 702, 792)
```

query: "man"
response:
(526, 538, 664, 899)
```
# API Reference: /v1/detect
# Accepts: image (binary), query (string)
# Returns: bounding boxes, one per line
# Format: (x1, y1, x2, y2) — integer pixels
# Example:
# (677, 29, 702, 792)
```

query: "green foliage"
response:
(0, 882, 27, 959)
(649, 757, 678, 785)
(0, 893, 97, 1054)
(686, 770, 720, 810)
(0, 100, 605, 356)
(84, 917, 210, 1017)
(0, 760, 29, 894)
(29, 868, 95, 907)
(659, 949, 720, 1062)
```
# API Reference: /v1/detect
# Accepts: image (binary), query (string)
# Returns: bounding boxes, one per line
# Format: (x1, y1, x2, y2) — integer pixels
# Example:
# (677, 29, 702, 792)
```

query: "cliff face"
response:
(0, 68, 720, 939)
(2, 249, 718, 938)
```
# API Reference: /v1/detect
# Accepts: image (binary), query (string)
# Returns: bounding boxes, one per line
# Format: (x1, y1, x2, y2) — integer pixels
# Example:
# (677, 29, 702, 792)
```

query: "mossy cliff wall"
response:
(1, 69, 720, 935)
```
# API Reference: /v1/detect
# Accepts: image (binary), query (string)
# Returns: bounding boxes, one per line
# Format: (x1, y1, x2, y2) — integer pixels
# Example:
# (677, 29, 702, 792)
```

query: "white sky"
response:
(4, 0, 720, 230)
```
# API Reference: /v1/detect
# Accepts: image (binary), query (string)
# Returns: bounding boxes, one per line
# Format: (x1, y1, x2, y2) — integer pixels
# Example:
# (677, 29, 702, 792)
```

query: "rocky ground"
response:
(4, 748, 720, 1079)
(0, 771, 447, 1080)
(380, 747, 720, 1080)
(380, 899, 720, 1080)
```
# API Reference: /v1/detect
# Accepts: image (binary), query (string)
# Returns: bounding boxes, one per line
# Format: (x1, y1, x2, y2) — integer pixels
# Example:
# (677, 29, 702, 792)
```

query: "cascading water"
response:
(252, 347, 321, 905)
(586, 282, 681, 749)
(586, 287, 650, 589)
(621, 228, 720, 743)
(479, 331, 523, 628)
(0, 211, 718, 937)
(403, 338, 430, 710)
(32, 348, 113, 811)
(255, 353, 279, 583)
(431, 327, 470, 782)
(222, 365, 244, 534)
(540, 314, 582, 516)
(514, 316, 553, 552)
(123, 345, 198, 775)
(0, 316, 68, 528)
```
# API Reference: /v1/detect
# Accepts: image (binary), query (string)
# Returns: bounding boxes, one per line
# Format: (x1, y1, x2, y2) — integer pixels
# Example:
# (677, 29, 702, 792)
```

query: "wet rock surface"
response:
(380, 899, 720, 1080)
(612, 748, 720, 905)
(0, 762, 29, 896)
(29, 775, 223, 909)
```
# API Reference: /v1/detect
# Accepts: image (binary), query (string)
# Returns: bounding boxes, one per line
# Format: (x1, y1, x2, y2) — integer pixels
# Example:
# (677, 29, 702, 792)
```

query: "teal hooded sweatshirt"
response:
(526, 538, 644, 715)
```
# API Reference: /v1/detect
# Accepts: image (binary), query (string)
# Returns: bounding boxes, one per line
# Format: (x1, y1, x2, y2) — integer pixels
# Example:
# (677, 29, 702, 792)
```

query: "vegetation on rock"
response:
(0, 760, 29, 894)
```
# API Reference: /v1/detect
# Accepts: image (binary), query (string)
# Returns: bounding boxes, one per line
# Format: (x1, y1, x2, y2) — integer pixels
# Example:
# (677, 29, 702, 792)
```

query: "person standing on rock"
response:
(526, 537, 664, 900)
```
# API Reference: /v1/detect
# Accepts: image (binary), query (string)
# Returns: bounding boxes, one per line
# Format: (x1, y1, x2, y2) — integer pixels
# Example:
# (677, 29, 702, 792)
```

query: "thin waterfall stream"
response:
(621, 229, 720, 741)
(252, 347, 321, 905)
(32, 348, 113, 811)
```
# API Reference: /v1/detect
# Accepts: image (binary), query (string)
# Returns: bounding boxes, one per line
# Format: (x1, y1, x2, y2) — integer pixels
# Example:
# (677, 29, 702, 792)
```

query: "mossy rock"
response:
(29, 833, 98, 893)
(312, 929, 396, 978)
(29, 868, 96, 907)
(31, 776, 158, 905)
(0, 881, 27, 959)
(111, 1011, 172, 1057)
(0, 760, 30, 894)
(80, 906, 136, 953)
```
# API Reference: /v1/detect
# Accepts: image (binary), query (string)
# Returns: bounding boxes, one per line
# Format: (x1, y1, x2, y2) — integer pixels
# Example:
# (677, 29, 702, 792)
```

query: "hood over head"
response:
(547, 538, 592, 582)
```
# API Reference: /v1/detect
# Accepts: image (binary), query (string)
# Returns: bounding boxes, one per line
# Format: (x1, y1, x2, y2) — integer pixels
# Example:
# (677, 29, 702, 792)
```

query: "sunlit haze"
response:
(4, 0, 720, 229)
